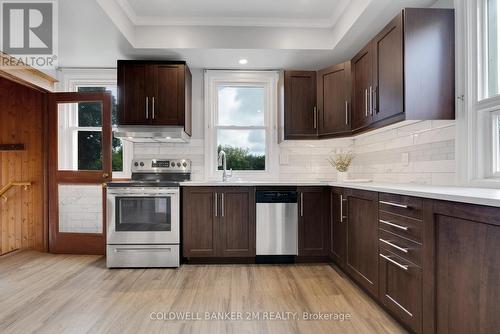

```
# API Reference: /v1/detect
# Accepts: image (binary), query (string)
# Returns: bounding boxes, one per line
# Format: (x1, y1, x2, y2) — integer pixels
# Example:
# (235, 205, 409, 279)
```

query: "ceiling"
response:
(124, 0, 349, 28)
(57, 0, 453, 70)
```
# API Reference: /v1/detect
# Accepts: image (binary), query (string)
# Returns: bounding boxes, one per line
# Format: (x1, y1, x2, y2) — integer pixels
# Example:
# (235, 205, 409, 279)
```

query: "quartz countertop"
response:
(179, 180, 500, 207)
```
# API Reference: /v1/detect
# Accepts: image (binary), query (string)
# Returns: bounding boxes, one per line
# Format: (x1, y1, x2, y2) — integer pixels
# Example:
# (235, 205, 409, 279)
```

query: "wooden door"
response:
(345, 189, 379, 297)
(298, 187, 327, 256)
(373, 13, 404, 122)
(182, 187, 217, 257)
(218, 187, 255, 257)
(329, 188, 347, 267)
(117, 61, 150, 125)
(151, 64, 182, 125)
(284, 71, 317, 139)
(351, 45, 373, 131)
(318, 62, 351, 136)
(48, 92, 112, 254)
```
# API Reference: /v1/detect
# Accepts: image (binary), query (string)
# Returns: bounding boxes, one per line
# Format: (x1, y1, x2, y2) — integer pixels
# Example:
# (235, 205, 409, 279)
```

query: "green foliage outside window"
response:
(76, 87, 122, 172)
(217, 145, 265, 171)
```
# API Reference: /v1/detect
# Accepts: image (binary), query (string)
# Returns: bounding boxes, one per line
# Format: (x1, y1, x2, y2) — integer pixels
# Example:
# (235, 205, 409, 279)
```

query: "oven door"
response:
(107, 187, 179, 244)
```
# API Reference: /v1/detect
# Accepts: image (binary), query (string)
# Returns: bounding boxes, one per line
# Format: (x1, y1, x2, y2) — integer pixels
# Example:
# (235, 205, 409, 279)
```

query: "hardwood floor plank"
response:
(0, 251, 406, 334)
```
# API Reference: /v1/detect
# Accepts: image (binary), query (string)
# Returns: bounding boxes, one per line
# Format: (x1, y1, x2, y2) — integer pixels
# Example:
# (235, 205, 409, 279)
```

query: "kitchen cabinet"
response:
(344, 188, 379, 298)
(317, 62, 351, 137)
(117, 60, 192, 134)
(329, 187, 347, 267)
(182, 187, 255, 258)
(351, 8, 454, 133)
(423, 200, 500, 334)
(284, 71, 317, 139)
(298, 187, 328, 257)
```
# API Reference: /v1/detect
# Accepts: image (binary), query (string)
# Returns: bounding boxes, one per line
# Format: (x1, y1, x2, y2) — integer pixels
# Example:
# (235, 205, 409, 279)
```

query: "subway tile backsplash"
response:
(132, 120, 456, 186)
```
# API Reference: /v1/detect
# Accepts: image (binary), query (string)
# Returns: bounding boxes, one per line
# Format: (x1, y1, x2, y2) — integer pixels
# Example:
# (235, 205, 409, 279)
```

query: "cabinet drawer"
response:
(379, 193, 423, 220)
(379, 211, 422, 243)
(379, 249, 422, 334)
(379, 229, 421, 266)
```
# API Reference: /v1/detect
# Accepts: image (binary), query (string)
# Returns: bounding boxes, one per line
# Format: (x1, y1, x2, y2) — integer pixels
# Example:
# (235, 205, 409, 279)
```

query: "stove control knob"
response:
(139, 162, 144, 167)
(182, 162, 187, 168)
(177, 162, 181, 167)
(171, 162, 176, 167)
(134, 162, 139, 167)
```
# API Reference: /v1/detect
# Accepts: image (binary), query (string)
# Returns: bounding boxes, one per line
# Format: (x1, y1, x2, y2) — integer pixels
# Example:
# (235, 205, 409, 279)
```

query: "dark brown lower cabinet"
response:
(182, 187, 255, 258)
(424, 200, 500, 334)
(329, 187, 347, 267)
(298, 187, 328, 257)
(379, 249, 422, 334)
(345, 189, 379, 298)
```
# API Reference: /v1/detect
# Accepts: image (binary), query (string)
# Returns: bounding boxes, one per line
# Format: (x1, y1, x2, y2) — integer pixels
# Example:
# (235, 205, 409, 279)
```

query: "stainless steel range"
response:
(106, 158, 191, 268)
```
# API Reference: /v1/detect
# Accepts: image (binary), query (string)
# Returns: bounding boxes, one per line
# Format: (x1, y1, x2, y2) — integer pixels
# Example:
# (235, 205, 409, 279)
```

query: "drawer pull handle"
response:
(379, 219, 409, 231)
(115, 248, 172, 252)
(385, 295, 414, 317)
(379, 253, 409, 271)
(379, 238, 409, 253)
(379, 200, 408, 209)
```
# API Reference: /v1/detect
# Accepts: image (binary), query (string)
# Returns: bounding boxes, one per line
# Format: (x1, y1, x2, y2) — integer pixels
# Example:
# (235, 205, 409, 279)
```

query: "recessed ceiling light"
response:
(239, 58, 248, 65)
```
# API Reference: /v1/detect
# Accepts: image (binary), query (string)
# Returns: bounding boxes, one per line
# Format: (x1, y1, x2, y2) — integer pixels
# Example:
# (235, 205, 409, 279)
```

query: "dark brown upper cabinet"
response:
(351, 8, 455, 133)
(117, 60, 192, 135)
(284, 71, 318, 139)
(317, 62, 352, 137)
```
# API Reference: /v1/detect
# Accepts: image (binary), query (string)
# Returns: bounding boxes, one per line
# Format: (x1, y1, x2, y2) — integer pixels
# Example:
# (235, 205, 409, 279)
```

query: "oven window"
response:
(115, 197, 171, 231)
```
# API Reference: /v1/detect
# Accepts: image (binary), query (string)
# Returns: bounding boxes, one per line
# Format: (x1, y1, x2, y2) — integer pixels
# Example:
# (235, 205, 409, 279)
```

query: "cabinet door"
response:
(284, 71, 317, 139)
(373, 13, 404, 122)
(182, 187, 217, 257)
(351, 45, 373, 131)
(218, 188, 255, 257)
(298, 187, 327, 256)
(117, 62, 150, 125)
(152, 64, 183, 125)
(318, 62, 351, 136)
(345, 189, 379, 297)
(379, 249, 422, 334)
(329, 188, 347, 267)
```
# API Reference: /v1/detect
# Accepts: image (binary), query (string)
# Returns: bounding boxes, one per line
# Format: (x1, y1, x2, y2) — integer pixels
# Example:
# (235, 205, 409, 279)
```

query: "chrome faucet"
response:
(218, 150, 232, 182)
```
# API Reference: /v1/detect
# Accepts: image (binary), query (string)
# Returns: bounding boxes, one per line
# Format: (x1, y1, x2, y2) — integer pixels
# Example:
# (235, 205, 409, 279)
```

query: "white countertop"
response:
(180, 180, 500, 207)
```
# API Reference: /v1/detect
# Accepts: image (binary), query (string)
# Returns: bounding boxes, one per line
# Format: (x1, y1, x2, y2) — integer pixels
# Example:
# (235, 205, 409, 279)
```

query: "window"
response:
(58, 69, 132, 178)
(485, 0, 500, 98)
(205, 71, 279, 180)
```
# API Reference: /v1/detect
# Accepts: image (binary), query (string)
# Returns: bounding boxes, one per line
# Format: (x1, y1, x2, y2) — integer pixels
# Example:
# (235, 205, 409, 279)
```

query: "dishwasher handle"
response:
(256, 191, 298, 203)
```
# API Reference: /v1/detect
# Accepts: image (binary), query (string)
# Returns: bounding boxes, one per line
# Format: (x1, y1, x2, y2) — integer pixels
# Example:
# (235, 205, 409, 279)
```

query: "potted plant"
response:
(328, 152, 355, 182)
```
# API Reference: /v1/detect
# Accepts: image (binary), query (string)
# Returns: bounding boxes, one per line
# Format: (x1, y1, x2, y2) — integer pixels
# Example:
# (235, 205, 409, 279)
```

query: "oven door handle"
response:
(114, 248, 172, 252)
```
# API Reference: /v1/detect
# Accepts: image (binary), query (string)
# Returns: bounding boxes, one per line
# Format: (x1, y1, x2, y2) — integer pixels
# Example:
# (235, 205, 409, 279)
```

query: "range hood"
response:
(113, 126, 190, 143)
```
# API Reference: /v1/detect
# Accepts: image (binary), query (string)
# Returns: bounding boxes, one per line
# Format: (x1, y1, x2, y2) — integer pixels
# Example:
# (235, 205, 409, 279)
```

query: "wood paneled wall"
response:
(0, 76, 46, 255)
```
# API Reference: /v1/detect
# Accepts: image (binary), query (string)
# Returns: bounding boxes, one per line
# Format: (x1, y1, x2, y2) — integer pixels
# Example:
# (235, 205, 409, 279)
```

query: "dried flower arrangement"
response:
(328, 152, 355, 172)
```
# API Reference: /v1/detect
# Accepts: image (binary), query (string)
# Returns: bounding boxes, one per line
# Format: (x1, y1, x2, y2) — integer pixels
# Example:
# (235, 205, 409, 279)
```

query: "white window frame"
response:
(204, 70, 280, 181)
(456, 0, 500, 186)
(57, 68, 132, 179)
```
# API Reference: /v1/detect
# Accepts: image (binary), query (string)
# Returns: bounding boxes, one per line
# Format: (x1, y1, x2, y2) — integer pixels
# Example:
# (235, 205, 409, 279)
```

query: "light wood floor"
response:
(0, 251, 406, 334)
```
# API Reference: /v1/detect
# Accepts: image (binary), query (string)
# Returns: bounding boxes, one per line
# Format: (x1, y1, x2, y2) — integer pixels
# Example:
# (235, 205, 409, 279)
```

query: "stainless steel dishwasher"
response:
(256, 191, 298, 258)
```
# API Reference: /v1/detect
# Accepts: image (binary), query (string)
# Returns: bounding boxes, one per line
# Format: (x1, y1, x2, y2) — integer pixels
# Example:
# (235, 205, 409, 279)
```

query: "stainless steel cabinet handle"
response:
(379, 253, 409, 271)
(221, 193, 224, 217)
(313, 107, 317, 129)
(152, 97, 155, 119)
(300, 193, 304, 217)
(379, 219, 409, 231)
(345, 101, 349, 125)
(369, 86, 373, 116)
(339, 194, 343, 222)
(214, 192, 218, 217)
(379, 200, 409, 209)
(115, 248, 171, 252)
(365, 89, 368, 117)
(379, 238, 409, 253)
(145, 96, 149, 119)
